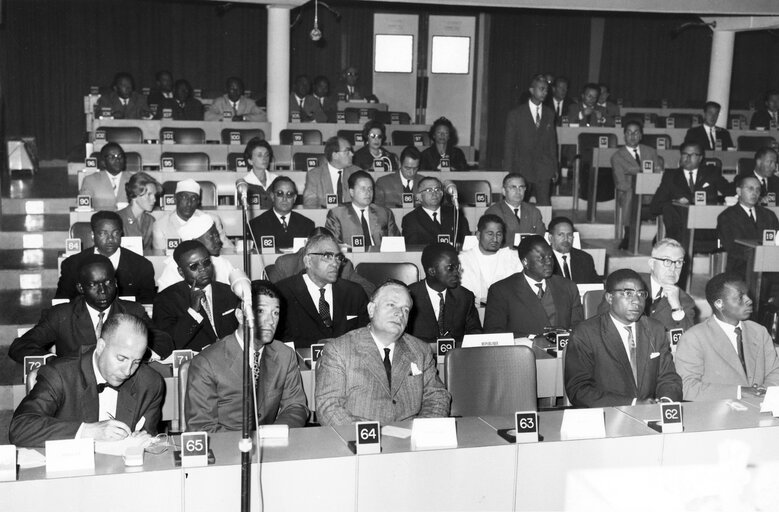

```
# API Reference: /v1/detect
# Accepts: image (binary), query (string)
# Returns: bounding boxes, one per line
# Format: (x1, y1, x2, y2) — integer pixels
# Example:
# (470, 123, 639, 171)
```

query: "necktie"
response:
(513, 208, 520, 220)
(280, 215, 288, 231)
(749, 208, 756, 223)
(433, 212, 440, 225)
(95, 311, 105, 338)
(360, 209, 373, 246)
(633, 148, 641, 165)
(688, 171, 695, 192)
(556, 101, 562, 117)
(318, 288, 332, 328)
(348, 85, 354, 95)
(319, 96, 324, 107)
(253, 349, 261, 385)
(299, 97, 304, 108)
(383, 348, 392, 388)
(709, 127, 716, 149)
(625, 326, 638, 384)
(201, 295, 216, 333)
(437, 292, 446, 336)
(232, 101, 238, 117)
(336, 171, 343, 204)
(403, 180, 412, 193)
(656, 287, 663, 301)
(762, 178, 768, 196)
(735, 326, 747, 376)
(562, 255, 571, 279)
(535, 105, 541, 127)
(535, 282, 544, 299)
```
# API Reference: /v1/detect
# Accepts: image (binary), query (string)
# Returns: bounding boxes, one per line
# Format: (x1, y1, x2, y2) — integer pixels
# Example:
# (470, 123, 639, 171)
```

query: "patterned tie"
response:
(95, 311, 105, 339)
(535, 105, 541, 127)
(433, 212, 440, 225)
(201, 295, 215, 333)
(688, 171, 695, 192)
(360, 209, 373, 247)
(749, 208, 756, 223)
(318, 288, 332, 328)
(280, 215, 288, 232)
(336, 171, 343, 204)
(562, 255, 571, 279)
(383, 348, 392, 389)
(535, 283, 544, 299)
(735, 326, 747, 376)
(253, 349, 261, 385)
(437, 292, 446, 336)
(625, 326, 638, 384)
(633, 148, 641, 165)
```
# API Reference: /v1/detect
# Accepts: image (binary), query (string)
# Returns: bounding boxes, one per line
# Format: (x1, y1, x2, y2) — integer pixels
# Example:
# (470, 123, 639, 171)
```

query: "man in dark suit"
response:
(10, 254, 172, 362)
(407, 243, 482, 345)
(735, 147, 779, 202)
(9, 313, 165, 447)
(548, 216, 600, 284)
(78, 142, 131, 211)
(484, 173, 546, 246)
(325, 171, 400, 247)
(401, 176, 470, 246)
(334, 66, 378, 102)
(566, 83, 607, 127)
(289, 75, 311, 122)
(146, 70, 174, 111)
(484, 235, 583, 337)
(544, 76, 576, 126)
(94, 72, 151, 120)
(153, 79, 203, 121)
(249, 177, 314, 249)
(153, 241, 239, 352)
(749, 90, 779, 130)
(564, 269, 682, 408)
(302, 136, 359, 208)
(186, 281, 308, 432)
(56, 210, 156, 303)
(503, 74, 558, 206)
(276, 232, 369, 349)
(649, 141, 731, 249)
(305, 76, 337, 123)
(684, 101, 733, 151)
(596, 83, 621, 126)
(374, 146, 426, 208)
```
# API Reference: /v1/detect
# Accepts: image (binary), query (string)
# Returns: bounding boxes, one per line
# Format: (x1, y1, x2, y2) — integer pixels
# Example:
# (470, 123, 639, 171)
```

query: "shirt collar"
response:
(92, 350, 108, 385)
(524, 272, 546, 290)
(713, 314, 743, 335)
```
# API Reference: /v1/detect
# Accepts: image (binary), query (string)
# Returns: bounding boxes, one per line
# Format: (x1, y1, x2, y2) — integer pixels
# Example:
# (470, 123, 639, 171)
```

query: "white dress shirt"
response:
(303, 274, 333, 319)
(712, 315, 744, 356)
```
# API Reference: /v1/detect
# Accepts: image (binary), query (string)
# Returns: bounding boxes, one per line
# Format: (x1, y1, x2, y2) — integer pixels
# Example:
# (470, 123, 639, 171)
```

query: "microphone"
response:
(229, 268, 253, 322)
(236, 179, 249, 206)
(444, 180, 459, 209)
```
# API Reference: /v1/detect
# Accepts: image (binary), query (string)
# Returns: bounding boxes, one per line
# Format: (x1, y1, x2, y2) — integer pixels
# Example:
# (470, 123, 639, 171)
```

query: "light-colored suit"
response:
(675, 316, 779, 401)
(79, 170, 131, 211)
(205, 95, 266, 122)
(302, 163, 359, 209)
(483, 201, 546, 247)
(325, 203, 400, 246)
(610, 144, 664, 227)
(315, 327, 451, 426)
(186, 333, 308, 432)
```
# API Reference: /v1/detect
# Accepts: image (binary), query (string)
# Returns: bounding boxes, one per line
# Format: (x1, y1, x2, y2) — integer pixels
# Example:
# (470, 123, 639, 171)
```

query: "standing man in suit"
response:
(153, 241, 239, 352)
(649, 141, 731, 249)
(79, 142, 131, 211)
(564, 269, 682, 408)
(9, 314, 165, 447)
(249, 177, 314, 249)
(611, 121, 665, 249)
(548, 217, 601, 284)
(401, 176, 470, 246)
(10, 254, 171, 362)
(94, 72, 150, 120)
(407, 243, 482, 345)
(186, 280, 308, 432)
(749, 90, 779, 130)
(484, 235, 583, 337)
(484, 173, 546, 246)
(205, 76, 266, 122)
(56, 210, 156, 303)
(739, 147, 779, 202)
(275, 232, 369, 348)
(289, 75, 311, 122)
(676, 273, 779, 401)
(374, 146, 426, 208)
(545, 76, 575, 126)
(684, 101, 733, 151)
(325, 170, 400, 247)
(503, 73, 558, 206)
(567, 83, 606, 127)
(316, 280, 450, 426)
(303, 136, 359, 208)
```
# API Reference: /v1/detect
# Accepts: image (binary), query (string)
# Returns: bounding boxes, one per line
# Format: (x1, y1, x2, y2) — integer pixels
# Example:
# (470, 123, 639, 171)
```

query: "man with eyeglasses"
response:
(401, 176, 470, 246)
(407, 242, 482, 344)
(485, 173, 546, 246)
(565, 268, 682, 408)
(275, 232, 369, 349)
(153, 240, 239, 352)
(650, 141, 730, 249)
(303, 136, 359, 209)
(249, 177, 314, 249)
(10, 254, 171, 362)
(79, 142, 131, 211)
(676, 273, 779, 401)
(56, 210, 156, 303)
(548, 216, 600, 284)
(484, 235, 582, 338)
(374, 146, 427, 208)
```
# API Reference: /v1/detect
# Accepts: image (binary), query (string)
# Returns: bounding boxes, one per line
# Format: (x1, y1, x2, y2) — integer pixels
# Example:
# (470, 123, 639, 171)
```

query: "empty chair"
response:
(639, 134, 672, 150)
(576, 133, 618, 203)
(279, 129, 323, 145)
(737, 135, 776, 152)
(354, 262, 419, 287)
(703, 157, 722, 174)
(160, 127, 206, 145)
(336, 129, 363, 147)
(582, 289, 606, 319)
(391, 131, 430, 147)
(160, 152, 210, 172)
(162, 180, 217, 206)
(738, 158, 756, 175)
(445, 345, 537, 416)
(666, 113, 694, 128)
(70, 222, 93, 249)
(293, 152, 325, 171)
(344, 107, 377, 124)
(449, 180, 491, 206)
(95, 126, 143, 144)
(220, 128, 265, 145)
(227, 152, 244, 171)
(374, 111, 412, 125)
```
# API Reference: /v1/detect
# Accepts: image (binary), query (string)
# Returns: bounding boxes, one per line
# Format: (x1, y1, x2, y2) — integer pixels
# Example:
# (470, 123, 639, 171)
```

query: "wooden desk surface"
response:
(558, 126, 779, 148)
(736, 240, 779, 272)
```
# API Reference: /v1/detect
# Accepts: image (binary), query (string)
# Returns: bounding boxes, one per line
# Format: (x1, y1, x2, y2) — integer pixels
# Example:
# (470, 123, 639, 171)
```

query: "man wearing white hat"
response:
(151, 179, 233, 251)
(156, 214, 237, 291)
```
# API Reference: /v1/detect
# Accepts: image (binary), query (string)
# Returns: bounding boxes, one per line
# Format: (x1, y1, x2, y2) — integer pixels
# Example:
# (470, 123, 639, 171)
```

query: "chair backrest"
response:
(160, 127, 206, 145)
(738, 157, 756, 175)
(162, 180, 217, 206)
(665, 113, 694, 129)
(451, 180, 491, 206)
(178, 360, 190, 432)
(96, 126, 143, 144)
(70, 222, 93, 248)
(445, 345, 537, 416)
(293, 152, 325, 171)
(703, 157, 722, 174)
(578, 133, 618, 167)
(125, 152, 142, 172)
(220, 128, 265, 145)
(354, 262, 419, 287)
(161, 152, 210, 172)
(344, 107, 377, 124)
(336, 130, 362, 146)
(641, 134, 672, 150)
(226, 152, 244, 172)
(279, 129, 323, 145)
(582, 289, 606, 319)
(391, 131, 430, 147)
(737, 135, 775, 152)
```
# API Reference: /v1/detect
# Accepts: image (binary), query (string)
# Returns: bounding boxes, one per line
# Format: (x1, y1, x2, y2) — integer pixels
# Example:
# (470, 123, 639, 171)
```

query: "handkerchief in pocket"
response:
(410, 362, 422, 376)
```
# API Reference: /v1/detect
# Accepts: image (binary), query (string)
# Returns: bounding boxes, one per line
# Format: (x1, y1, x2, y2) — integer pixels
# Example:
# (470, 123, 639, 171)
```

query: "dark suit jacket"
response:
(684, 125, 734, 151)
(401, 206, 470, 246)
(152, 281, 239, 352)
(276, 275, 370, 349)
(9, 296, 173, 362)
(649, 167, 730, 216)
(484, 272, 583, 337)
(731, 171, 779, 199)
(353, 146, 400, 172)
(325, 203, 400, 246)
(552, 248, 601, 284)
(186, 333, 308, 432)
(9, 346, 165, 447)
(484, 201, 546, 246)
(55, 247, 156, 303)
(503, 103, 558, 183)
(407, 281, 482, 344)
(717, 204, 779, 276)
(249, 210, 314, 249)
(420, 146, 469, 172)
(153, 97, 204, 121)
(566, 103, 607, 127)
(750, 109, 778, 130)
(374, 172, 427, 208)
(544, 96, 576, 126)
(95, 91, 150, 119)
(564, 313, 682, 407)
(265, 250, 375, 297)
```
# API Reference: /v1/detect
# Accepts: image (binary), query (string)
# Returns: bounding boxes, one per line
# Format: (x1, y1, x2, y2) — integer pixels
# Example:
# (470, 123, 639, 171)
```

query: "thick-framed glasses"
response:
(187, 258, 212, 272)
(611, 289, 649, 300)
(274, 191, 296, 199)
(420, 186, 443, 195)
(652, 257, 684, 268)
(308, 252, 345, 264)
(368, 133, 383, 139)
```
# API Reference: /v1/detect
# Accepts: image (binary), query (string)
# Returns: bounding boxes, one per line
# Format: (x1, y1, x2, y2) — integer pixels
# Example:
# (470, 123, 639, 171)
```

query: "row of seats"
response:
(619, 112, 759, 129)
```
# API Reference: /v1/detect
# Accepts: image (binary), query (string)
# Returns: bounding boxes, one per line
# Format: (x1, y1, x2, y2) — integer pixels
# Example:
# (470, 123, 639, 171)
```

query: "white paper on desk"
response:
(17, 448, 45, 468)
(381, 426, 412, 439)
(514, 337, 533, 348)
(561, 408, 606, 440)
(760, 387, 779, 416)
(94, 435, 151, 456)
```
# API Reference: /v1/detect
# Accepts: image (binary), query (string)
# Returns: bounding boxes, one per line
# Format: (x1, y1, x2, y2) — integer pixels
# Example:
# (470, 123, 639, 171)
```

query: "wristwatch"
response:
(671, 308, 685, 322)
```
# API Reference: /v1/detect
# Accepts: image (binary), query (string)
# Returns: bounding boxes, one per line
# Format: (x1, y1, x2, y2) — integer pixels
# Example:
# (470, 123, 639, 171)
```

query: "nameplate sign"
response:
(731, 118, 741, 130)
(76, 195, 92, 212)
(669, 328, 684, 347)
(373, 159, 387, 172)
(561, 116, 570, 127)
(660, 402, 683, 433)
(292, 237, 307, 252)
(310, 344, 325, 370)
(351, 235, 365, 253)
(760, 386, 779, 416)
(598, 136, 609, 148)
(292, 132, 304, 146)
(0, 444, 16, 481)
(764, 192, 776, 207)
(85, 157, 97, 169)
(715, 139, 723, 151)
(337, 93, 347, 102)
(656, 137, 667, 150)
(222, 111, 232, 120)
(354, 134, 365, 147)
(65, 238, 82, 255)
(475, 192, 488, 207)
(159, 108, 171, 119)
(555, 332, 569, 356)
(391, 112, 400, 123)
(560, 408, 606, 440)
(234, 157, 247, 172)
(661, 99, 668, 108)
(694, 191, 707, 205)
(89, 85, 100, 95)
(248, 194, 261, 206)
(229, 131, 241, 145)
(261, 236, 276, 254)
(514, 411, 540, 443)
(413, 134, 424, 147)
(436, 338, 455, 365)
(306, 157, 319, 171)
(639, 160, 654, 174)
(161, 157, 175, 171)
(355, 422, 381, 455)
(166, 238, 180, 256)
(402, 193, 414, 208)
(437, 234, 452, 245)
(24, 354, 54, 384)
(162, 130, 175, 144)
(326, 194, 338, 209)
(614, 116, 622, 127)
(172, 349, 195, 378)
(193, 89, 202, 99)
(258, 424, 289, 440)
(45, 438, 95, 476)
(439, 158, 451, 172)
(379, 236, 406, 252)
(411, 417, 458, 451)
(336, 111, 345, 123)
(665, 116, 675, 129)
(181, 432, 209, 467)
(290, 110, 301, 122)
(461, 332, 514, 348)
(771, 119, 778, 130)
(163, 194, 176, 210)
(99, 108, 113, 119)
(763, 230, 776, 246)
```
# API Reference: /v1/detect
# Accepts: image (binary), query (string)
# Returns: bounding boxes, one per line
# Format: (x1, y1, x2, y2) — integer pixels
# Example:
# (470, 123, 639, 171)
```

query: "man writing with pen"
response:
(9, 314, 165, 447)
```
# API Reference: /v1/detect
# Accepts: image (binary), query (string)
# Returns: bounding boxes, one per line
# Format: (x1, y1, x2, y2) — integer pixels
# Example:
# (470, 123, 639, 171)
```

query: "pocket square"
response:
(702, 183, 710, 189)
(222, 308, 235, 316)
(650, 352, 660, 359)
(410, 362, 422, 376)
(346, 315, 357, 320)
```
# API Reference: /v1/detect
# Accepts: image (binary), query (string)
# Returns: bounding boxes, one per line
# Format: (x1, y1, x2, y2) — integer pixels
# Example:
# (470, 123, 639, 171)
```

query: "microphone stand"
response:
(238, 187, 253, 512)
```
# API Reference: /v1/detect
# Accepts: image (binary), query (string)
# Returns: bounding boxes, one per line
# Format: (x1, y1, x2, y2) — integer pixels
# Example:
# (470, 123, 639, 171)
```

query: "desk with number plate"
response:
(736, 240, 779, 319)
(557, 126, 779, 149)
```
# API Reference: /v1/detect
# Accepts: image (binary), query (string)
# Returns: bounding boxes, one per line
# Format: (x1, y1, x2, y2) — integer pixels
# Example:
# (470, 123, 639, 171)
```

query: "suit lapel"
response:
(368, 205, 383, 245)
(292, 276, 323, 326)
(391, 338, 413, 397)
(357, 333, 391, 394)
(516, 275, 549, 323)
(116, 375, 139, 426)
(706, 317, 746, 377)
(635, 318, 653, 392)
(600, 315, 637, 391)
(79, 350, 100, 423)
(74, 300, 98, 345)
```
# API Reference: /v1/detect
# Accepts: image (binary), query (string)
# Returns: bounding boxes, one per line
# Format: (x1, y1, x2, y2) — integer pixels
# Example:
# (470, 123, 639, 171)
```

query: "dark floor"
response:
(3, 166, 78, 199)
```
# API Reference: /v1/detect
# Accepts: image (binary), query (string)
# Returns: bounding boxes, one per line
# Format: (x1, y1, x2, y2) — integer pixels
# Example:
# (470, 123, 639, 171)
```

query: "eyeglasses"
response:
(611, 289, 649, 299)
(652, 257, 685, 268)
(338, 147, 353, 154)
(420, 186, 443, 194)
(186, 258, 212, 272)
(274, 191, 296, 198)
(308, 252, 345, 263)
(368, 133, 383, 139)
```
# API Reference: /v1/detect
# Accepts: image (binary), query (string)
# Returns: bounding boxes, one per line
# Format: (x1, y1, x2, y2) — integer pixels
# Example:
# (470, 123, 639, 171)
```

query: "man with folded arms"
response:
(565, 269, 682, 407)
(186, 281, 308, 432)
(10, 314, 164, 447)
(675, 273, 779, 401)
(316, 280, 450, 426)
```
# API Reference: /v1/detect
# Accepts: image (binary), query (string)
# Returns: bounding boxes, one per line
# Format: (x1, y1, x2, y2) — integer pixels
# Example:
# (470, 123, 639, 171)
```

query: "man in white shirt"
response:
(684, 101, 733, 150)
